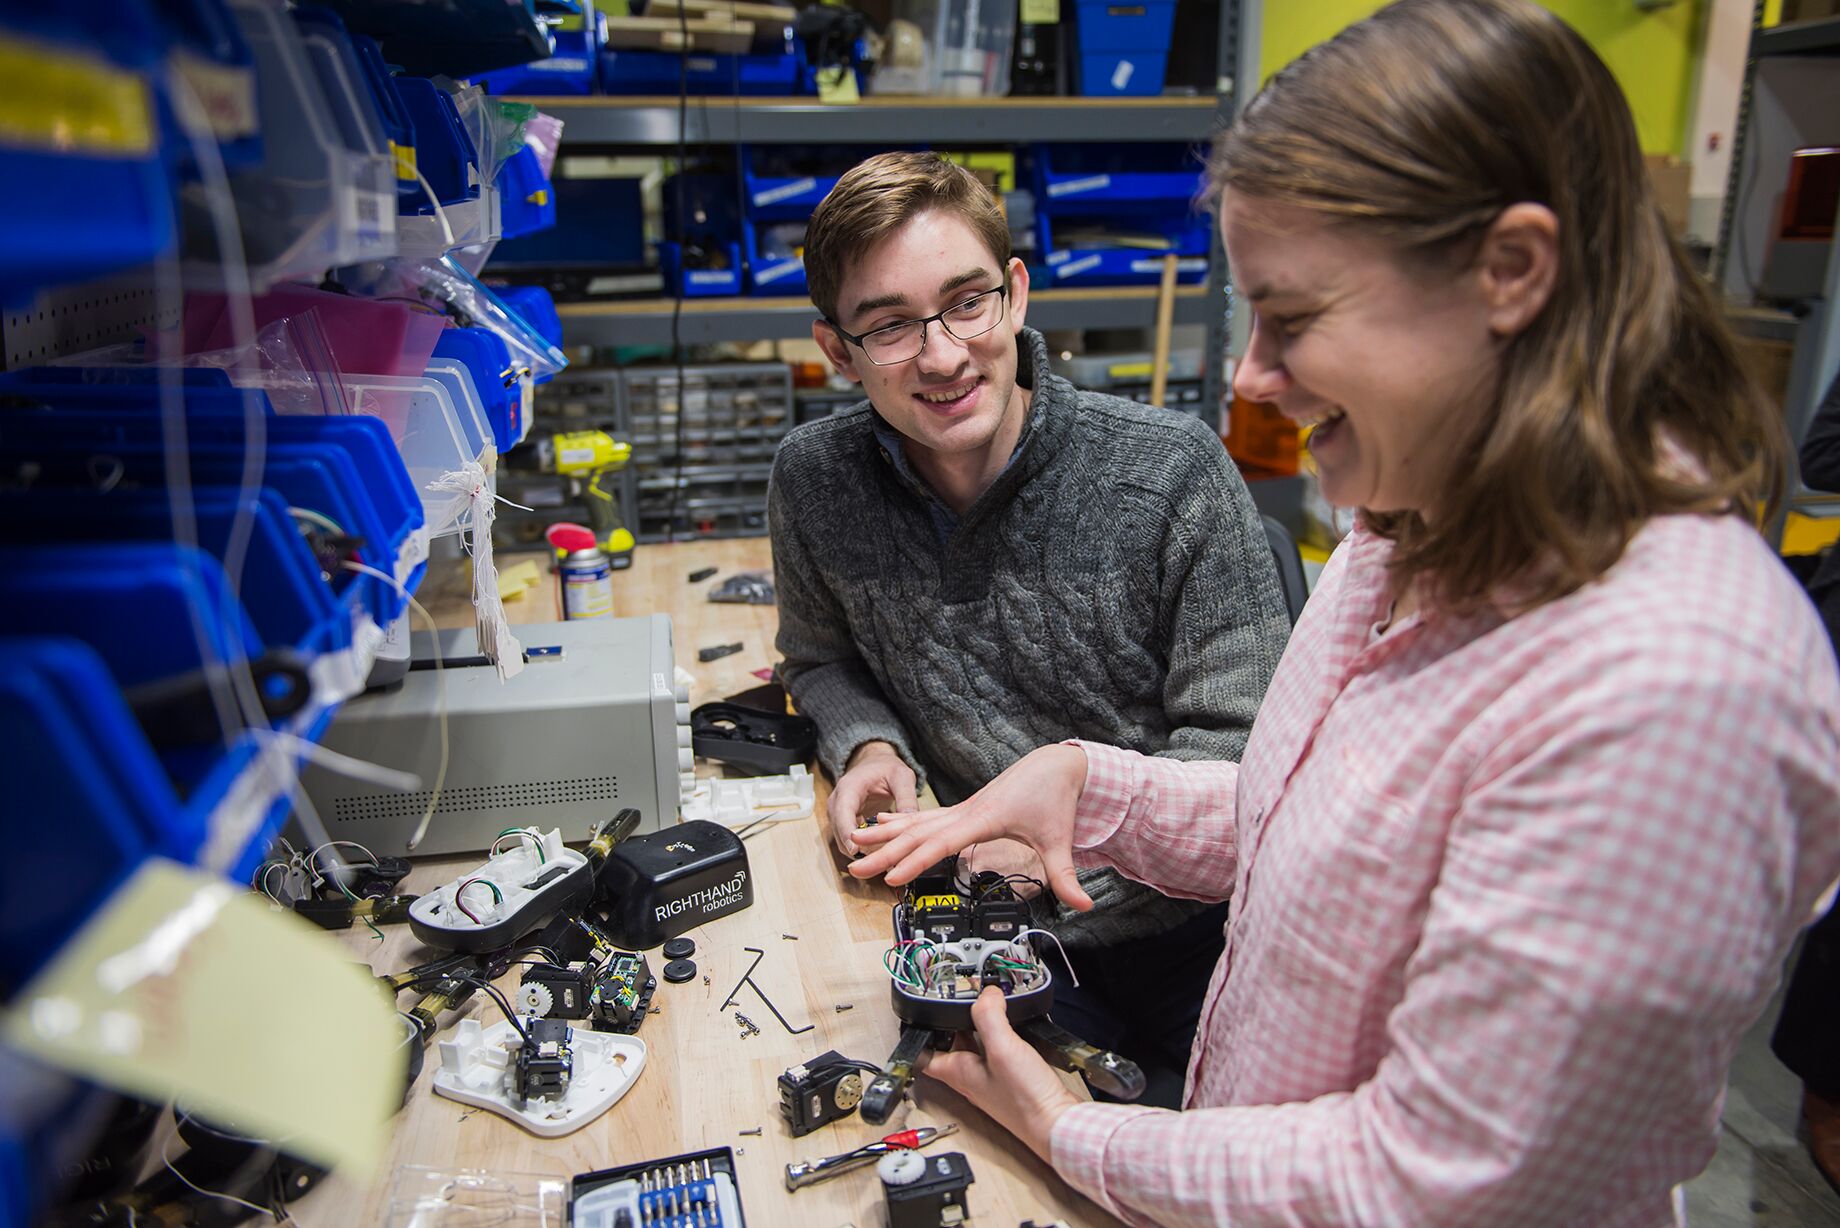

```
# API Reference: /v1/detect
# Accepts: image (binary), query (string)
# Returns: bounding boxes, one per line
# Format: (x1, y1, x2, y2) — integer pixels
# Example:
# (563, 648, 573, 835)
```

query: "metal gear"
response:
(517, 981, 555, 1018)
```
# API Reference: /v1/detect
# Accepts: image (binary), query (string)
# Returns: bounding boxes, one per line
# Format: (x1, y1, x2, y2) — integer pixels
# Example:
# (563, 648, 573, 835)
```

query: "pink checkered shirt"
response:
(1050, 514, 1840, 1227)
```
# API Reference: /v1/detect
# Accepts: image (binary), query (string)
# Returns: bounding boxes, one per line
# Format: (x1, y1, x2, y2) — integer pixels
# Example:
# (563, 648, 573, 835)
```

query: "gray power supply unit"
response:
(300, 615, 691, 856)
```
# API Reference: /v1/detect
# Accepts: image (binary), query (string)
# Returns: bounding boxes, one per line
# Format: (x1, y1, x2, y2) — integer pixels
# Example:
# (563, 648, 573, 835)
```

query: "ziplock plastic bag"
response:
(50, 311, 351, 417)
(181, 312, 351, 416)
(350, 255, 568, 384)
(522, 111, 564, 181)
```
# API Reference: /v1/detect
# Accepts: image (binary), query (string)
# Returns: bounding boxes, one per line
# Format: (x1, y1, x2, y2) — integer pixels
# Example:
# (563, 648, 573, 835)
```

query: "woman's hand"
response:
(924, 987, 1083, 1163)
(848, 744, 1093, 910)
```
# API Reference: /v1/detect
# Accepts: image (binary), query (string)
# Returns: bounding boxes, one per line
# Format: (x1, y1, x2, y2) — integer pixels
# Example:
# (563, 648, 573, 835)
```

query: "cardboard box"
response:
(1645, 155, 1692, 238)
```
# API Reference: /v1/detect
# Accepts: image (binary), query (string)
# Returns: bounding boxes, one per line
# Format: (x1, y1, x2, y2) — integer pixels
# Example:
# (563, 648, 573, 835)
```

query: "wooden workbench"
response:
(299, 538, 1116, 1228)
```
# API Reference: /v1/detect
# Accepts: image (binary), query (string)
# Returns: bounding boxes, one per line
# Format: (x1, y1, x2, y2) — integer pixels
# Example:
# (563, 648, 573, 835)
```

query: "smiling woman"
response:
(844, 2, 1840, 1225)
(1216, 0, 1784, 613)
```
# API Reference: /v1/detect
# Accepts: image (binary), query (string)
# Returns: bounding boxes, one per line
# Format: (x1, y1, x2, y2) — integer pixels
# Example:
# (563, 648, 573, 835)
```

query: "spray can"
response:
(560, 546, 615, 620)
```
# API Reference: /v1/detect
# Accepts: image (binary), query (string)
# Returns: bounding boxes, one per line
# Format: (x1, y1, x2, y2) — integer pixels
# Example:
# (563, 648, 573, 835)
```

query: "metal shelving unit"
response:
(522, 95, 1224, 145)
(1714, 3, 1840, 467)
(554, 283, 1210, 346)
(1754, 14, 1840, 56)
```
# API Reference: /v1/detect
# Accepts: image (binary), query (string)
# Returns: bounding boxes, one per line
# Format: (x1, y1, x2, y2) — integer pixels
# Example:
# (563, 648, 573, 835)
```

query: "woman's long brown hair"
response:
(1210, 0, 1786, 612)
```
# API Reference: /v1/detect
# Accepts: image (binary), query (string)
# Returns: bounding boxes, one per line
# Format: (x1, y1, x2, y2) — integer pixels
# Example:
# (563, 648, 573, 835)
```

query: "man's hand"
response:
(924, 987, 1082, 1163)
(827, 740, 918, 854)
(850, 743, 1092, 910)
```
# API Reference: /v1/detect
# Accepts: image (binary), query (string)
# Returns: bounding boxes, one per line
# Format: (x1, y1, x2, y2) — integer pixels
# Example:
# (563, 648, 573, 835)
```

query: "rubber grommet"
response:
(663, 958, 697, 984)
(662, 937, 697, 960)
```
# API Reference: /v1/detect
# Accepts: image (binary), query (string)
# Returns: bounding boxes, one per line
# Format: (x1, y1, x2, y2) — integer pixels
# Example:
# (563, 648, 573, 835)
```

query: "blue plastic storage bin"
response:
(496, 144, 557, 240)
(660, 242, 745, 297)
(0, 430, 402, 629)
(349, 31, 422, 205)
(0, 377, 426, 616)
(473, 8, 601, 95)
(0, 487, 352, 666)
(1074, 0, 1176, 49)
(396, 75, 481, 207)
(743, 227, 807, 295)
(599, 47, 803, 96)
(2, 637, 165, 991)
(1033, 143, 1205, 212)
(433, 327, 521, 451)
(0, 369, 427, 595)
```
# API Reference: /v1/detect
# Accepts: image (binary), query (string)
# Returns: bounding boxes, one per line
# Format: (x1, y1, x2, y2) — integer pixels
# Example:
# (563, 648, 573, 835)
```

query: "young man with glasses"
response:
(768, 152, 1290, 1105)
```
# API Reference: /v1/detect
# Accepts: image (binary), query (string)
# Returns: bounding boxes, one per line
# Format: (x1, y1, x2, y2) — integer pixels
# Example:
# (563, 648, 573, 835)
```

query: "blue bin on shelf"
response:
(0, 486, 353, 667)
(1074, 0, 1174, 96)
(0, 428, 402, 630)
(350, 32, 422, 206)
(0, 543, 270, 836)
(743, 227, 806, 296)
(433, 327, 521, 452)
(0, 369, 427, 599)
(599, 46, 803, 96)
(1074, 0, 1176, 49)
(396, 75, 481, 208)
(3, 637, 168, 993)
(1032, 143, 1204, 213)
(660, 241, 745, 297)
(496, 144, 557, 240)
(0, 7, 179, 307)
(0, 378, 425, 620)
(474, 8, 602, 95)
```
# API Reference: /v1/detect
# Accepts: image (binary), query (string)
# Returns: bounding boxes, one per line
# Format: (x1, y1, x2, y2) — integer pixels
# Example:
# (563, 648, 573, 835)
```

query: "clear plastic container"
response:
(894, 0, 1015, 97)
(200, 0, 384, 291)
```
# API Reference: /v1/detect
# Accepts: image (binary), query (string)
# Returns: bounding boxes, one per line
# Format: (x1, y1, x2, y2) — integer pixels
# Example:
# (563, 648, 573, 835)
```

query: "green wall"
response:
(1258, 1, 1706, 158)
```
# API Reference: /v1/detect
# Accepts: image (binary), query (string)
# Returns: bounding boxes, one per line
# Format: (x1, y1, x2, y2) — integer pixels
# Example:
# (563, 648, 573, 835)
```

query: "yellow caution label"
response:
(1110, 361, 1153, 379)
(0, 36, 154, 156)
(1021, 0, 1060, 23)
(393, 142, 418, 182)
(912, 894, 965, 911)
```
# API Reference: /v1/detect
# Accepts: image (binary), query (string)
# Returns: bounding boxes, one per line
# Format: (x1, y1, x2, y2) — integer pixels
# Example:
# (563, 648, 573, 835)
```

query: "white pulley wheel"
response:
(877, 1150, 927, 1186)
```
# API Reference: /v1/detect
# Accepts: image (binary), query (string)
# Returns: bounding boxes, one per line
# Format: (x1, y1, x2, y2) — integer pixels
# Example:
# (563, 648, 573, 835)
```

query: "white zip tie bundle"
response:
(427, 445, 525, 682)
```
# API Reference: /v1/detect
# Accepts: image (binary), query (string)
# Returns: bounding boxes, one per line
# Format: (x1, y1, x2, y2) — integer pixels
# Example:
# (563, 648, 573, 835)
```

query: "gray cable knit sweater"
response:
(768, 328, 1292, 947)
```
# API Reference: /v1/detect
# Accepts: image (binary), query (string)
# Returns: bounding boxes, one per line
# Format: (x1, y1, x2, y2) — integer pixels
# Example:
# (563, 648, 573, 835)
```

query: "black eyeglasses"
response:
(826, 284, 1009, 366)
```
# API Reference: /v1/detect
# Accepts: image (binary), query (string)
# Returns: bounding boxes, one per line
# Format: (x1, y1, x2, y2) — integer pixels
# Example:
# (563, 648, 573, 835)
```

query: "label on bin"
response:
(1055, 255, 1104, 279)
(1129, 257, 1207, 274)
(1111, 61, 1136, 91)
(1047, 174, 1112, 198)
(754, 177, 819, 207)
(755, 259, 804, 284)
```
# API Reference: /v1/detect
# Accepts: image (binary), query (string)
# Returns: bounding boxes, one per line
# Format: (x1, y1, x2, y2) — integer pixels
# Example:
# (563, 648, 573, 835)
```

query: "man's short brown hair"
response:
(804, 151, 1012, 324)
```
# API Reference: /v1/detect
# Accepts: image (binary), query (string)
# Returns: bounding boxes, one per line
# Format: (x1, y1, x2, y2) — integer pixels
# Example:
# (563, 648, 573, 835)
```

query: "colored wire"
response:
(287, 505, 346, 536)
(455, 877, 503, 925)
(492, 826, 545, 863)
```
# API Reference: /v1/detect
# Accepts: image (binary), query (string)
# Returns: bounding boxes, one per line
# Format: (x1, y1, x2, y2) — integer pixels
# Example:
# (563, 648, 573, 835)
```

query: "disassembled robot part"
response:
(778, 1051, 880, 1137)
(879, 1150, 974, 1228)
(860, 859, 1145, 1125)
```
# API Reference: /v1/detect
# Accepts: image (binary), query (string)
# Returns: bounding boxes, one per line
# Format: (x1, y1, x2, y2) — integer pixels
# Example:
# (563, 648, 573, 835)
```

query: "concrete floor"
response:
(1685, 944, 1840, 1227)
